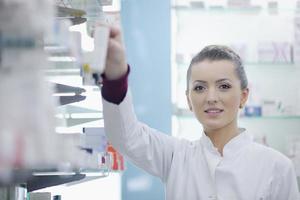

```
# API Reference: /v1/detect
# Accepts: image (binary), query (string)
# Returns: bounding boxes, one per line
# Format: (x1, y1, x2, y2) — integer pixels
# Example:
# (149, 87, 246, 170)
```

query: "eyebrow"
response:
(193, 78, 232, 84)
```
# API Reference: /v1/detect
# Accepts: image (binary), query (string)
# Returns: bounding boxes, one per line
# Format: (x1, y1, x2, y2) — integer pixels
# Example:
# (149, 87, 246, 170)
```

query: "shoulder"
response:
(247, 142, 293, 171)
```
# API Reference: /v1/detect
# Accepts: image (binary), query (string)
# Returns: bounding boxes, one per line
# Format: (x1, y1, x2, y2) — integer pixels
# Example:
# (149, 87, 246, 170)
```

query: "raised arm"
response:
(100, 26, 176, 181)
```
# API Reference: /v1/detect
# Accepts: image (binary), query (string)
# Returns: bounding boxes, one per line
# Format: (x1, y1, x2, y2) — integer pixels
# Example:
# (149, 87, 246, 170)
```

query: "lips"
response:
(204, 108, 224, 114)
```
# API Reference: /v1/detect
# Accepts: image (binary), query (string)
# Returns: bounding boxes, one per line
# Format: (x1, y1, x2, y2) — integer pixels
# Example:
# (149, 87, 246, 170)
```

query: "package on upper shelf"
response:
(261, 99, 282, 116)
(172, 0, 191, 7)
(101, 0, 113, 6)
(293, 17, 300, 64)
(83, 127, 108, 153)
(82, 25, 110, 86)
(189, 1, 205, 9)
(257, 41, 292, 63)
(227, 0, 251, 8)
(206, 0, 226, 8)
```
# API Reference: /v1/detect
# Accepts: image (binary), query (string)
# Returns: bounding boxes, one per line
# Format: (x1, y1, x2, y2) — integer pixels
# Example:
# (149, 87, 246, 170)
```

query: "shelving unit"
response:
(0, 1, 122, 199)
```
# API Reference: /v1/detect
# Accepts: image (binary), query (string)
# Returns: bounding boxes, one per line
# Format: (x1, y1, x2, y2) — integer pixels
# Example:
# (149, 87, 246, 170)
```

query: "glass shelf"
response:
(171, 5, 300, 15)
(239, 116, 300, 120)
(174, 61, 300, 77)
(173, 108, 300, 120)
(175, 60, 300, 68)
(172, 5, 262, 13)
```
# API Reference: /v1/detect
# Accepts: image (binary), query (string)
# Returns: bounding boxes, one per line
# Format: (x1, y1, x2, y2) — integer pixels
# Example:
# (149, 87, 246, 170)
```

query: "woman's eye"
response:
(194, 85, 205, 92)
(219, 84, 231, 90)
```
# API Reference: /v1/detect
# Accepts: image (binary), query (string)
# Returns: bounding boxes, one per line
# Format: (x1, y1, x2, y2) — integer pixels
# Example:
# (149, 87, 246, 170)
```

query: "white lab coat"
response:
(103, 91, 300, 200)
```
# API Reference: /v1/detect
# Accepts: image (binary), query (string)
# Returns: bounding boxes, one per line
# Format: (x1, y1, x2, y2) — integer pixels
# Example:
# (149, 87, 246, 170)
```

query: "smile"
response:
(204, 108, 224, 116)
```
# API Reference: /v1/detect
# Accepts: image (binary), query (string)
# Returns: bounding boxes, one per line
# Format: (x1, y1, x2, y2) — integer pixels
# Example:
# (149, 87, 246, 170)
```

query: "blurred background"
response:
(0, 0, 300, 199)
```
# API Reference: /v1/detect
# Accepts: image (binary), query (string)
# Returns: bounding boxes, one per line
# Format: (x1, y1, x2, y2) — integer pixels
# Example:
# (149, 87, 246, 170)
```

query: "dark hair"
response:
(186, 45, 248, 91)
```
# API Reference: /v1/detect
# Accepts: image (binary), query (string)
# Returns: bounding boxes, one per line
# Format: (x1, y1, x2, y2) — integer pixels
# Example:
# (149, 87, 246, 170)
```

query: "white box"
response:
(29, 192, 51, 200)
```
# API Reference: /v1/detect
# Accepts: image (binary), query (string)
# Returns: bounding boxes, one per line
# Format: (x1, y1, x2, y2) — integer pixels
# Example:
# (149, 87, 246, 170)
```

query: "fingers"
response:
(93, 24, 122, 40)
(109, 26, 121, 38)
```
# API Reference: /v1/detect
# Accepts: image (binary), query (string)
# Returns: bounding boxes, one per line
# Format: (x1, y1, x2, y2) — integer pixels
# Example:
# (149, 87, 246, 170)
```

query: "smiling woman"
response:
(100, 26, 300, 199)
(185, 46, 249, 155)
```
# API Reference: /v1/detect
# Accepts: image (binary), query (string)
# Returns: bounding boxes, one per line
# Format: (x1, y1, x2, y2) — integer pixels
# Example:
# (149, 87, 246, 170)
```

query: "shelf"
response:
(175, 60, 300, 68)
(55, 6, 87, 26)
(173, 108, 300, 120)
(27, 168, 109, 191)
(0, 167, 110, 190)
(27, 173, 86, 192)
(56, 6, 86, 18)
(239, 116, 300, 120)
(171, 5, 300, 15)
(172, 5, 262, 14)
(175, 62, 300, 74)
(0, 169, 32, 187)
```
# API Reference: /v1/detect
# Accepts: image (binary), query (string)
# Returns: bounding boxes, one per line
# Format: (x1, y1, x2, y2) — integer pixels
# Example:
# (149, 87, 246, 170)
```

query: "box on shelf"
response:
(294, 17, 300, 63)
(257, 41, 292, 63)
(83, 127, 108, 153)
(244, 105, 262, 117)
(107, 144, 124, 171)
(261, 100, 282, 117)
(29, 192, 51, 200)
(227, 0, 251, 8)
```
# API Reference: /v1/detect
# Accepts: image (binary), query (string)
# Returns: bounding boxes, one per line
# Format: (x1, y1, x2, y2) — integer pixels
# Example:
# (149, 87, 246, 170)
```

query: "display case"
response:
(171, 0, 300, 178)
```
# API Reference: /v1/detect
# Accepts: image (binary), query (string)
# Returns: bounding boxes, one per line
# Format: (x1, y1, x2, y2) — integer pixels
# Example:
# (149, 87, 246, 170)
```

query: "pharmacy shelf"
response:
(56, 6, 86, 17)
(172, 5, 262, 13)
(175, 61, 300, 68)
(56, 6, 87, 25)
(0, 168, 109, 190)
(173, 108, 300, 120)
(239, 116, 300, 120)
(27, 168, 110, 192)
(27, 173, 86, 192)
(171, 5, 300, 15)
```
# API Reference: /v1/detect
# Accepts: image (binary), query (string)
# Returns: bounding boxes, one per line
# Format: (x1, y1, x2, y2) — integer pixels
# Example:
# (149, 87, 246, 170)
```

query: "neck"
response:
(204, 121, 239, 156)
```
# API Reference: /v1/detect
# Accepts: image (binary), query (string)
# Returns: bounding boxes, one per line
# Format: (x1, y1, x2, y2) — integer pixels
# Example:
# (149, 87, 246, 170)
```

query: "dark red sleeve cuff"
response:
(101, 66, 130, 105)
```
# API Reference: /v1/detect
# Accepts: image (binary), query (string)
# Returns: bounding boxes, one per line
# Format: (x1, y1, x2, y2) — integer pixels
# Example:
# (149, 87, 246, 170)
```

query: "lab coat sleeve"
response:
(102, 90, 176, 182)
(270, 159, 300, 200)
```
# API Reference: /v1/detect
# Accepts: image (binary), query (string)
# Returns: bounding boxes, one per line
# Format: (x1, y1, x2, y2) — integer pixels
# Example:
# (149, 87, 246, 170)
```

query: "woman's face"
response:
(186, 59, 249, 132)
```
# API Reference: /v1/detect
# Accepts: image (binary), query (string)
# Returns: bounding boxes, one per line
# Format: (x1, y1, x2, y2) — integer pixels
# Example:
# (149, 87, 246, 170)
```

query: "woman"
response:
(101, 26, 299, 200)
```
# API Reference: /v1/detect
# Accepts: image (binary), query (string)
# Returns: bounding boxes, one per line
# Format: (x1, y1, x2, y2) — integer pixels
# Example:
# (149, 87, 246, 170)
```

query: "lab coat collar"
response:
(200, 128, 253, 159)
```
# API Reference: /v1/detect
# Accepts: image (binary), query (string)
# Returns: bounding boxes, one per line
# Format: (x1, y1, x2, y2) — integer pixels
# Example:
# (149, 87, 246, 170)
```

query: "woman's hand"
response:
(104, 26, 128, 80)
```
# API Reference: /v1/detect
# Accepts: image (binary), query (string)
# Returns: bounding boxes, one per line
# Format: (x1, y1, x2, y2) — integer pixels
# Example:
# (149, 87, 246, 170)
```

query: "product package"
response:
(257, 41, 292, 63)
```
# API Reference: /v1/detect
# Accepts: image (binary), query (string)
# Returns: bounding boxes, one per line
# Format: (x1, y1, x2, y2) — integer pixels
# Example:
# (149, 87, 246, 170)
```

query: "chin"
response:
(203, 125, 224, 132)
(201, 121, 227, 132)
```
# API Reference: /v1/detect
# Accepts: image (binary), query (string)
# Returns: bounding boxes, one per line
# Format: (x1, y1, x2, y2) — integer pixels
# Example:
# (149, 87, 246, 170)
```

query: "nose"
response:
(206, 88, 218, 105)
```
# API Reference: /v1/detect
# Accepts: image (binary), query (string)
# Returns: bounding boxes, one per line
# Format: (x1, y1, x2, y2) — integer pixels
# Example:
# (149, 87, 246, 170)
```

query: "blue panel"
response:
(120, 0, 171, 200)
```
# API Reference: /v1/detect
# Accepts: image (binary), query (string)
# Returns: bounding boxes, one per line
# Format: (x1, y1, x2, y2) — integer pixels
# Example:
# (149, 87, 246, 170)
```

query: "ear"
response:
(186, 90, 193, 111)
(240, 88, 249, 109)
